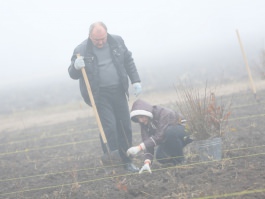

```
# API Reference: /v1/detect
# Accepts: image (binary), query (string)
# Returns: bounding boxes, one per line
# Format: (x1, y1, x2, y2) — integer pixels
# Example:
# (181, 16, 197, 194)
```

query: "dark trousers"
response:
(96, 86, 132, 163)
(156, 125, 191, 165)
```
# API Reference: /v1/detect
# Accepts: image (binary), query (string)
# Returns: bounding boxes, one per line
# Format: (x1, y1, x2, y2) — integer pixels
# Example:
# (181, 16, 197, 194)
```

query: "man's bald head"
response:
(89, 22, 107, 35)
(89, 22, 108, 48)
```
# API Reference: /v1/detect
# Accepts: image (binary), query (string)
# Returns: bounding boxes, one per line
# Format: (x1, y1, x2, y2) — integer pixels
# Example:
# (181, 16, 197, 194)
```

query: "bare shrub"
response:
(174, 81, 231, 141)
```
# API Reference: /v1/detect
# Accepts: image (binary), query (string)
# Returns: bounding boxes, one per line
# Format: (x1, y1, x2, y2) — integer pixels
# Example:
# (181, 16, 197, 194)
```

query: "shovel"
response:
(76, 54, 113, 159)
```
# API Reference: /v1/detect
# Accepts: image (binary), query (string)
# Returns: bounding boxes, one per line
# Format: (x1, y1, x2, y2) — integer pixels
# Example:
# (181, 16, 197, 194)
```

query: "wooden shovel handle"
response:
(77, 54, 108, 145)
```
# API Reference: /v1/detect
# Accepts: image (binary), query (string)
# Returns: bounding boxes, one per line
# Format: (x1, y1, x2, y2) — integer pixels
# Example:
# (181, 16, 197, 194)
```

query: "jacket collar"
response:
(106, 33, 119, 49)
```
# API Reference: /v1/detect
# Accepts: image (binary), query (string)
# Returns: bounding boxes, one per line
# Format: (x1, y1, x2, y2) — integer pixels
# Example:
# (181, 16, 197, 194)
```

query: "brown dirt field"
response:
(1, 81, 265, 199)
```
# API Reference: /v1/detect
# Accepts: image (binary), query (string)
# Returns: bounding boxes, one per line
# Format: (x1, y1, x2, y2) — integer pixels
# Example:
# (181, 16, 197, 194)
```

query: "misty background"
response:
(1, 0, 265, 113)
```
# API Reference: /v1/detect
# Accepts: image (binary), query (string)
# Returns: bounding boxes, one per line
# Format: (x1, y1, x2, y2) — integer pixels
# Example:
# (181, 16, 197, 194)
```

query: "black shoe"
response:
(124, 163, 139, 172)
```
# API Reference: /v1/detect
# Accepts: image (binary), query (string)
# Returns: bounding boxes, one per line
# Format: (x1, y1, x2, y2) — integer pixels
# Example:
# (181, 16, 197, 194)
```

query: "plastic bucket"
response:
(195, 137, 222, 161)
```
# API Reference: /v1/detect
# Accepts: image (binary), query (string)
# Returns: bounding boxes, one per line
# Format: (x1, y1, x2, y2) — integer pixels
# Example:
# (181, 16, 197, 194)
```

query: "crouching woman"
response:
(127, 99, 192, 174)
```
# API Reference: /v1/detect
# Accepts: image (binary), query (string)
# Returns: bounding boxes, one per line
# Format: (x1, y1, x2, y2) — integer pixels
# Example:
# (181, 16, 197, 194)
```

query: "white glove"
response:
(180, 119, 187, 126)
(139, 159, 152, 174)
(133, 82, 142, 97)
(126, 143, 145, 157)
(74, 56, 85, 70)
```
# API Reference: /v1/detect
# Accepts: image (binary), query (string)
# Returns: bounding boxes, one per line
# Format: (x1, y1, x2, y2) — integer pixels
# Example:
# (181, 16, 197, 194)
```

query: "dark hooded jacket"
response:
(68, 34, 141, 106)
(130, 99, 183, 161)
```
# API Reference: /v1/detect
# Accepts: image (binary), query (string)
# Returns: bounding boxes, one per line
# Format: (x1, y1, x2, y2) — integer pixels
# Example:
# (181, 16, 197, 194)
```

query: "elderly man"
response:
(68, 22, 142, 172)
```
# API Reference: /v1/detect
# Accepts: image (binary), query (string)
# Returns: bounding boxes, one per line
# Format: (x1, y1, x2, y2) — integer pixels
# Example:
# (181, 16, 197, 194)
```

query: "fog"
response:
(1, 0, 265, 92)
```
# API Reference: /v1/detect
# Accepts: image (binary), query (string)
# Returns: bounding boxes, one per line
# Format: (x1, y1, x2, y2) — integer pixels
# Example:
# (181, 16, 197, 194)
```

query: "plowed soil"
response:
(1, 82, 265, 199)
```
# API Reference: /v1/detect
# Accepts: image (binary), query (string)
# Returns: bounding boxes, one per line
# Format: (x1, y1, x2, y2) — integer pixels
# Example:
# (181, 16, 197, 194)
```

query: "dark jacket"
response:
(130, 99, 183, 161)
(68, 34, 141, 106)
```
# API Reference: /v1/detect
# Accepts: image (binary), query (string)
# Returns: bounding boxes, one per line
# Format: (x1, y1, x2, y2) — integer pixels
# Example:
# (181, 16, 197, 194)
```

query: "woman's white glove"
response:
(126, 143, 145, 157)
(74, 56, 85, 70)
(139, 159, 152, 174)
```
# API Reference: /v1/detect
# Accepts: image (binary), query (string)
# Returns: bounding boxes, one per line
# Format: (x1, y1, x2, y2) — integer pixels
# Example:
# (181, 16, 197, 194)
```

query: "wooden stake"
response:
(236, 29, 257, 98)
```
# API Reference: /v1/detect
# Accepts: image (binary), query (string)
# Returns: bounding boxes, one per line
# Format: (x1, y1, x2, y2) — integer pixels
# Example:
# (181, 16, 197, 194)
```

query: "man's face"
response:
(89, 26, 107, 48)
(137, 115, 149, 126)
